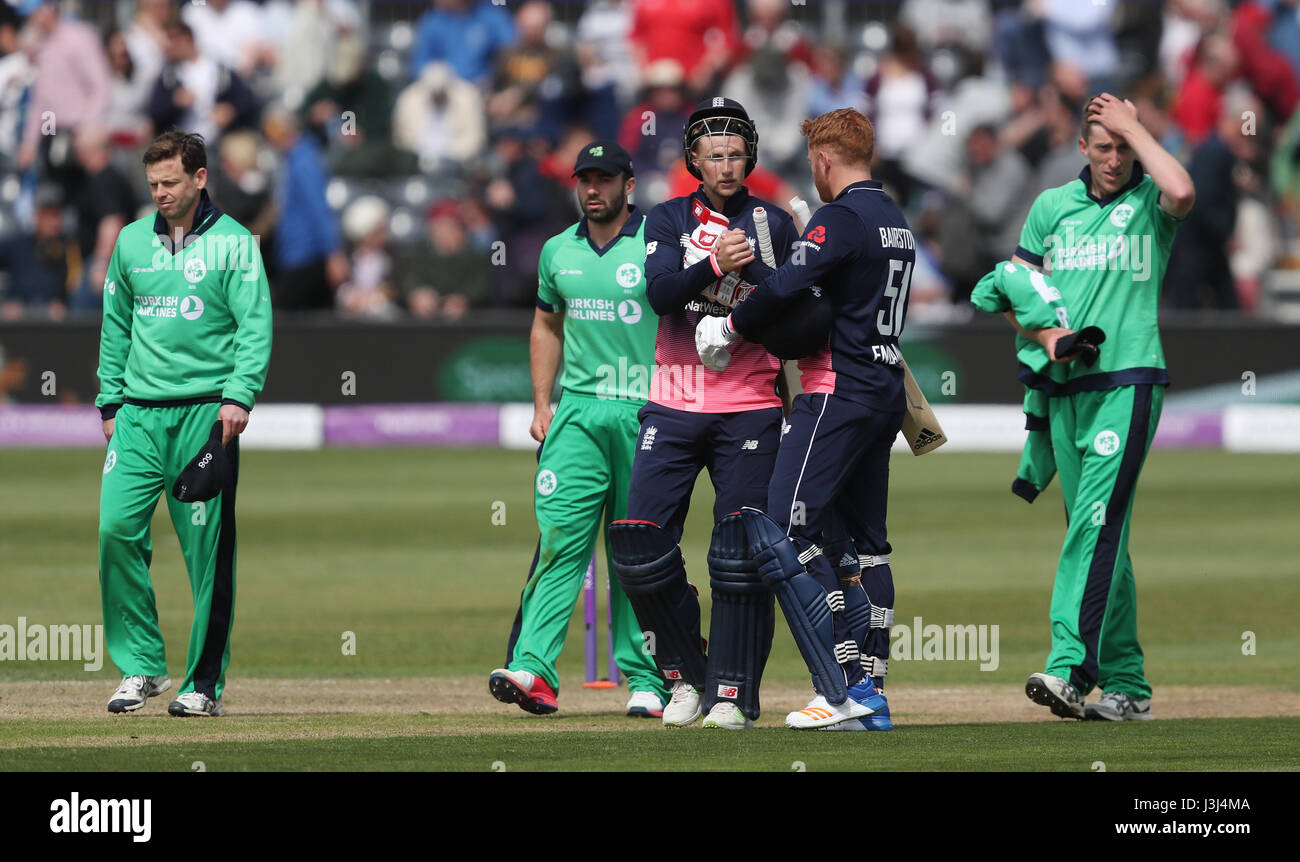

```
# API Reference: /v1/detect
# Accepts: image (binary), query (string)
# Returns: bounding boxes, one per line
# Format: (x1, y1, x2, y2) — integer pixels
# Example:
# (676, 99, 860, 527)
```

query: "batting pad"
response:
(608, 521, 707, 687)
(740, 508, 848, 705)
(704, 512, 775, 721)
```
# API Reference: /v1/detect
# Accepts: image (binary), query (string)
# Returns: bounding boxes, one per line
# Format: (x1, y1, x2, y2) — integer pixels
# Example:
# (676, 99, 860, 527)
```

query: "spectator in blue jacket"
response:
(410, 0, 515, 86)
(263, 105, 348, 311)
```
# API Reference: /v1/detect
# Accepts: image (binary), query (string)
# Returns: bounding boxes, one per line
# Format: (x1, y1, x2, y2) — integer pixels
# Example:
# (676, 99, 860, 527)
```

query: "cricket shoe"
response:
(662, 681, 702, 727)
(107, 675, 170, 713)
(488, 668, 558, 715)
(702, 701, 753, 730)
(821, 694, 893, 731)
(787, 679, 887, 730)
(626, 690, 665, 718)
(1025, 672, 1084, 719)
(1084, 690, 1153, 722)
(167, 691, 223, 717)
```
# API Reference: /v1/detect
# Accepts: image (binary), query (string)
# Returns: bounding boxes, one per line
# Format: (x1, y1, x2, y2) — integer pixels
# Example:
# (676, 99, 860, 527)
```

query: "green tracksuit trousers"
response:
(506, 392, 667, 699)
(99, 402, 238, 699)
(1045, 384, 1163, 700)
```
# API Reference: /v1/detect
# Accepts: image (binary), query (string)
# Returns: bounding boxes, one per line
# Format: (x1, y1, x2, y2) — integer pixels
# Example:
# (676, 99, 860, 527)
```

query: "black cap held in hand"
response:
(572, 140, 634, 178)
(1054, 325, 1106, 367)
(172, 421, 228, 502)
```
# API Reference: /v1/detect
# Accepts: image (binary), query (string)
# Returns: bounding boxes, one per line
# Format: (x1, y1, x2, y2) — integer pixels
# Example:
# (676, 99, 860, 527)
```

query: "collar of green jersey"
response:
(153, 188, 224, 253)
(576, 205, 642, 256)
(1077, 160, 1146, 206)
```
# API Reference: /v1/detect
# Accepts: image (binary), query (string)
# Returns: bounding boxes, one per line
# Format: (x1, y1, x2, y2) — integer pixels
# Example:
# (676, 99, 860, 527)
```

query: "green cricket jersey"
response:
(1015, 165, 1181, 389)
(970, 261, 1072, 380)
(96, 191, 272, 415)
(536, 209, 657, 400)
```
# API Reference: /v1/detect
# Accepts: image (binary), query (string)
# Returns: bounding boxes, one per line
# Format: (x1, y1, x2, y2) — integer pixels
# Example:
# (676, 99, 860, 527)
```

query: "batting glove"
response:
(695, 314, 738, 372)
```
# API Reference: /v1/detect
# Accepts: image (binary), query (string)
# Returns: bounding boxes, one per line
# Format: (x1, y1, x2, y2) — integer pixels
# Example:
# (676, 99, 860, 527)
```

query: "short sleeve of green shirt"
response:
(537, 235, 563, 312)
(1014, 188, 1060, 267)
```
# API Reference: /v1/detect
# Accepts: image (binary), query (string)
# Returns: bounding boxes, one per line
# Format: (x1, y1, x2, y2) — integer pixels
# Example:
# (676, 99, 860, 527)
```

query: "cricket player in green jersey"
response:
(96, 131, 272, 717)
(1009, 94, 1194, 722)
(491, 141, 668, 716)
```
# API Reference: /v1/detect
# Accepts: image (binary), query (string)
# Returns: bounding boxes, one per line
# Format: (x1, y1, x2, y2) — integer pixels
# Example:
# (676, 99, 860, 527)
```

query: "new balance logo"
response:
(641, 425, 658, 451)
(664, 669, 681, 680)
(740, 439, 758, 450)
(717, 684, 738, 698)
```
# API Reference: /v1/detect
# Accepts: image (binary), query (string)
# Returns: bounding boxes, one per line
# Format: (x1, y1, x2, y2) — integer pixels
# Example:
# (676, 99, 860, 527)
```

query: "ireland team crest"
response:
(536, 469, 558, 496)
(1093, 430, 1121, 457)
(617, 263, 642, 289)
(184, 257, 207, 284)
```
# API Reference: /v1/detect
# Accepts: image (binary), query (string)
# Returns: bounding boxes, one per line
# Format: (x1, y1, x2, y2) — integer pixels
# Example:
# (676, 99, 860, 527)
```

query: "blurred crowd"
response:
(2, 0, 1300, 322)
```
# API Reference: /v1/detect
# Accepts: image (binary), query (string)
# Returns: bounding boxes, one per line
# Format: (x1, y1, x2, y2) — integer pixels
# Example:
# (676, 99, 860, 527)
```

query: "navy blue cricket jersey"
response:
(730, 180, 915, 412)
(643, 185, 799, 413)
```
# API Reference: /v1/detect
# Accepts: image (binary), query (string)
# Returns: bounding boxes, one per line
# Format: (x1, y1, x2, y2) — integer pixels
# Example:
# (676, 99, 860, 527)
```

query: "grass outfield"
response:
(3, 715, 1298, 771)
(2, 448, 1298, 771)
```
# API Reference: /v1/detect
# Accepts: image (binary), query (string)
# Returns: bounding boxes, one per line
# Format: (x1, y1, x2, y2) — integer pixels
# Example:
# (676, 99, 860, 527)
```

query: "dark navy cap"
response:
(171, 421, 230, 503)
(572, 140, 634, 178)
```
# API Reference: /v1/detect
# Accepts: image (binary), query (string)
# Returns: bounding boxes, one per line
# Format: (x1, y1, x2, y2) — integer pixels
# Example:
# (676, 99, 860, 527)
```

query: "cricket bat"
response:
(754, 206, 798, 415)
(790, 197, 947, 455)
(899, 359, 947, 455)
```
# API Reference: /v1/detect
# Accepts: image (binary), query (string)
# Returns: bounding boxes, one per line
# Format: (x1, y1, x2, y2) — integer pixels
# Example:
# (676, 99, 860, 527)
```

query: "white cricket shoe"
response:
(1025, 672, 1085, 719)
(786, 680, 887, 729)
(1084, 691, 1153, 722)
(702, 701, 753, 730)
(168, 691, 223, 717)
(107, 675, 170, 713)
(626, 690, 665, 718)
(662, 681, 702, 727)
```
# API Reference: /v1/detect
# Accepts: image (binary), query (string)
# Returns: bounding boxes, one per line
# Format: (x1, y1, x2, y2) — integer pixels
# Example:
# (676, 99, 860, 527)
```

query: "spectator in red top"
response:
(629, 0, 739, 95)
(1172, 33, 1237, 145)
(1231, 2, 1300, 126)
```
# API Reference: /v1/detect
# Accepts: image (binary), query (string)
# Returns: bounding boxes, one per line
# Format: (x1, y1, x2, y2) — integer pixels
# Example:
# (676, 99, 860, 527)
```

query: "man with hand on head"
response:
(491, 141, 668, 718)
(607, 98, 798, 730)
(97, 131, 271, 717)
(696, 107, 912, 730)
(1009, 93, 1192, 722)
